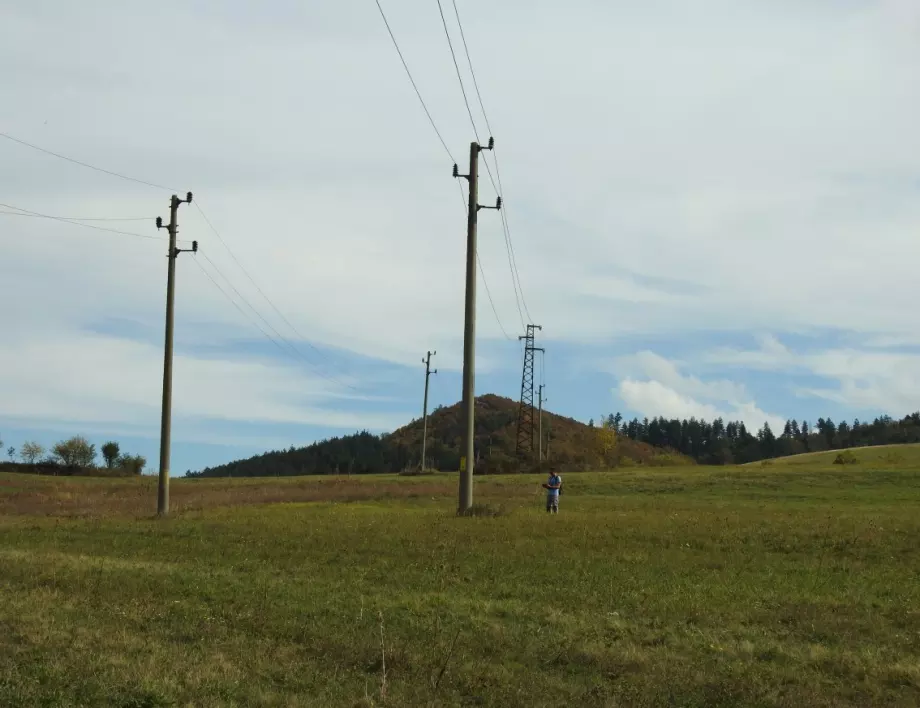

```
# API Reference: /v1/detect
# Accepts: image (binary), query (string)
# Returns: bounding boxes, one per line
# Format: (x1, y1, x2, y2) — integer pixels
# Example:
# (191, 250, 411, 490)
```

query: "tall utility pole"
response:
(515, 324, 544, 459)
(155, 192, 196, 518)
(453, 138, 500, 513)
(421, 350, 438, 470)
(538, 384, 547, 463)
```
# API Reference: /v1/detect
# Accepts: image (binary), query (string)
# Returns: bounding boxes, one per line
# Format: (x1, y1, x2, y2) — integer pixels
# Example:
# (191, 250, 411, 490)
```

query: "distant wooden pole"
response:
(421, 351, 437, 470)
(538, 385, 545, 462)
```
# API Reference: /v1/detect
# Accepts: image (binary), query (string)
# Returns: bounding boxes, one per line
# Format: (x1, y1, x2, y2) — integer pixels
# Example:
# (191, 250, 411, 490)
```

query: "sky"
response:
(2, 0, 920, 474)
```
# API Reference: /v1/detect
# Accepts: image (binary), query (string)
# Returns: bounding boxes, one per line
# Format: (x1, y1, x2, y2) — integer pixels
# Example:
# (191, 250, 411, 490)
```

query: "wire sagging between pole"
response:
(0, 202, 164, 241)
(0, 131, 178, 192)
(372, 0, 456, 163)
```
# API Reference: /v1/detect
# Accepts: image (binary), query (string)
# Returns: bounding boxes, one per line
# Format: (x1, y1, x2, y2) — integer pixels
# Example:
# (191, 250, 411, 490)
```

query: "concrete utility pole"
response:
(538, 384, 547, 463)
(421, 350, 437, 470)
(155, 193, 196, 517)
(453, 138, 500, 513)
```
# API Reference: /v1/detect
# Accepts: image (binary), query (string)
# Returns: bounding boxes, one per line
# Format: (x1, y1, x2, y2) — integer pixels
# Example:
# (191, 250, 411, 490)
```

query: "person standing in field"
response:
(544, 471, 562, 513)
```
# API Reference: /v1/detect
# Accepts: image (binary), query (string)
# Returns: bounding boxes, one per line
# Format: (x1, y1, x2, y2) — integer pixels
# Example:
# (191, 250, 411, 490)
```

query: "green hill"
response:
(386, 394, 689, 473)
(189, 394, 691, 478)
(746, 443, 920, 467)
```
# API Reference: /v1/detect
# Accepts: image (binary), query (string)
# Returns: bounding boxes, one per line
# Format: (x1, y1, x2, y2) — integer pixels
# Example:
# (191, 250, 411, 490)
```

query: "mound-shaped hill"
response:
(188, 394, 691, 478)
(386, 394, 688, 473)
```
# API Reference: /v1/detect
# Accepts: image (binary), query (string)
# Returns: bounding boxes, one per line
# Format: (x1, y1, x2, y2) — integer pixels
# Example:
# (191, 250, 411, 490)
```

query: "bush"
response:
(52, 436, 96, 467)
(833, 451, 859, 465)
(117, 454, 147, 475)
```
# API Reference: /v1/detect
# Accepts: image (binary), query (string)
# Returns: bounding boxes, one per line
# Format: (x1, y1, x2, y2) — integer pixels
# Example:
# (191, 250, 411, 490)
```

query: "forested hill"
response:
(606, 411, 920, 465)
(187, 394, 689, 478)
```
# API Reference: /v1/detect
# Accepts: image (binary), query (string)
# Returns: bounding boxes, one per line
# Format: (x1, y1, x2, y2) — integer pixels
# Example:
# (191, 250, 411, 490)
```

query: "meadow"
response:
(1, 448, 918, 707)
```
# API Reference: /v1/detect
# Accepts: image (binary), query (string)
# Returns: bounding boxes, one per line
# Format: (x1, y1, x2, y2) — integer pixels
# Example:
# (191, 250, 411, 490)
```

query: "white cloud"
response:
(704, 335, 920, 416)
(705, 334, 795, 371)
(615, 351, 749, 403)
(3, 0, 920, 443)
(793, 349, 920, 414)
(0, 328, 408, 435)
(612, 350, 786, 431)
(619, 379, 785, 432)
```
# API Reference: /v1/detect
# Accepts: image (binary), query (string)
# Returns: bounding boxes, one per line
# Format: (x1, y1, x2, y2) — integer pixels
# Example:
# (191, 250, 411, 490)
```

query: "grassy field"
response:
(1, 453, 919, 707)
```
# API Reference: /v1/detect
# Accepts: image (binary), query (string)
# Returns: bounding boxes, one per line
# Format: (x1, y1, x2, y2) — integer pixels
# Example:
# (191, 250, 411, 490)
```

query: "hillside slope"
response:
(190, 394, 690, 478)
(387, 394, 687, 473)
(743, 443, 920, 467)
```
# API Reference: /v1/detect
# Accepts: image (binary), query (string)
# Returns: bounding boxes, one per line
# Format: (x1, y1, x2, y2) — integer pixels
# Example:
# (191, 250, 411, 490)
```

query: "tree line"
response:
(0, 434, 147, 475)
(185, 431, 415, 478)
(597, 411, 920, 464)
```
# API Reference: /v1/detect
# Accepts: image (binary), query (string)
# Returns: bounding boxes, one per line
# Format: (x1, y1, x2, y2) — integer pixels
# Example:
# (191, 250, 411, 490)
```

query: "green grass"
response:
(745, 442, 920, 467)
(1, 464, 918, 707)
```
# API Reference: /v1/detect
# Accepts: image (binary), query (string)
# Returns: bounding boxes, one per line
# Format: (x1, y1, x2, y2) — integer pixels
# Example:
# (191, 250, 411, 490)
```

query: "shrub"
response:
(52, 436, 96, 467)
(118, 454, 147, 475)
(833, 451, 859, 465)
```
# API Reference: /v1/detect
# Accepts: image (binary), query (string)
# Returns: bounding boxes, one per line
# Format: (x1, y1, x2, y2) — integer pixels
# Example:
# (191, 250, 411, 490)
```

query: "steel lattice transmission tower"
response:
(516, 324, 544, 458)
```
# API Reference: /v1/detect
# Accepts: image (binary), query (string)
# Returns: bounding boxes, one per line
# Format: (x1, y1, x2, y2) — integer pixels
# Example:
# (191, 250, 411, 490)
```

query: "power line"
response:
(479, 150, 529, 327)
(540, 346, 546, 387)
(0, 210, 153, 222)
(456, 181, 511, 340)
(196, 247, 358, 391)
(372, 0, 456, 163)
(490, 167, 526, 329)
(428, 7, 497, 197)
(3, 132, 362, 392)
(0, 131, 177, 192)
(0, 202, 164, 241)
(477, 253, 511, 341)
(0, 130, 354, 380)
(192, 256, 295, 360)
(370, 0, 517, 338)
(435, 0, 481, 140)
(193, 202, 352, 376)
(63, 216, 154, 222)
(492, 164, 532, 323)
(450, 0, 494, 138)
(434, 5, 532, 327)
(432, 0, 499, 206)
